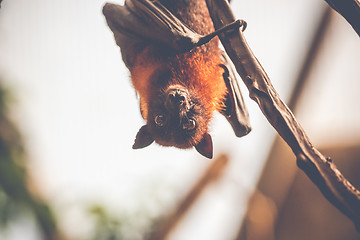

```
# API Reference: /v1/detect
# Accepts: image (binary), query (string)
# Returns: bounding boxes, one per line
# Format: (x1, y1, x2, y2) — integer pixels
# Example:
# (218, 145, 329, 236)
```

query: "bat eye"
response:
(183, 119, 196, 130)
(155, 115, 166, 127)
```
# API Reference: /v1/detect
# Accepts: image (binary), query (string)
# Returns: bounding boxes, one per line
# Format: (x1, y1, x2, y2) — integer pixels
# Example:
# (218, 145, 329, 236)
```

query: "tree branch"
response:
(205, 0, 360, 231)
(325, 0, 360, 36)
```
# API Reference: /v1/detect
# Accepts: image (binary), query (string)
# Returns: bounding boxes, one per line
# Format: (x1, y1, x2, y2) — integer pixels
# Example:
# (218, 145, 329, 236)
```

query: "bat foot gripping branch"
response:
(196, 19, 247, 47)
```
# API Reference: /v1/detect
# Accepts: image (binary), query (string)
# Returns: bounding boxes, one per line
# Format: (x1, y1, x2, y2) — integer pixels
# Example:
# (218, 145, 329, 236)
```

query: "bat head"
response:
(132, 84, 213, 159)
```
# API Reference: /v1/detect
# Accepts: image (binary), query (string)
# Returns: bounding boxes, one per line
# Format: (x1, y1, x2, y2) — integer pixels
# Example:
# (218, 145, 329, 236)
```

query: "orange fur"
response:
(169, 50, 227, 114)
(130, 48, 165, 119)
(130, 45, 227, 124)
(129, 0, 228, 124)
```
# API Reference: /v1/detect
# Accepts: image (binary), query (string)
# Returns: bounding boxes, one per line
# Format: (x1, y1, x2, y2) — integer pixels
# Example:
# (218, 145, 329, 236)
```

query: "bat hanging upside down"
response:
(103, 0, 251, 158)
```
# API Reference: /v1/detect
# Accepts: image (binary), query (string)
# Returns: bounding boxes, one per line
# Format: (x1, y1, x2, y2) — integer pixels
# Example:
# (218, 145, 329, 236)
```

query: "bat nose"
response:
(168, 91, 186, 105)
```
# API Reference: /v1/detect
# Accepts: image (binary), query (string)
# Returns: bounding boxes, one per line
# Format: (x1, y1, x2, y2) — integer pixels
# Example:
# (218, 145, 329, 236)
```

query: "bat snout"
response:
(165, 88, 190, 110)
(168, 91, 186, 104)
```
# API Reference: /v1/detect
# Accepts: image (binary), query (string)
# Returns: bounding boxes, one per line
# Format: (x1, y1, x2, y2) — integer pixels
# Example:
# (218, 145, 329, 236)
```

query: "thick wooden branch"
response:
(325, 0, 360, 36)
(205, 0, 360, 231)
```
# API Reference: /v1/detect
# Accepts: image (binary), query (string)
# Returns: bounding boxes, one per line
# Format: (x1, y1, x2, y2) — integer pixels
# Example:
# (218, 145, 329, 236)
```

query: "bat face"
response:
(146, 84, 207, 148)
(132, 60, 217, 159)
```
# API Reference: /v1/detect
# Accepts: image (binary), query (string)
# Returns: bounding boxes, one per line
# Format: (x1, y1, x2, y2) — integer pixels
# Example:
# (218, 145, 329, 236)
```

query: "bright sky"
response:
(2, 0, 359, 239)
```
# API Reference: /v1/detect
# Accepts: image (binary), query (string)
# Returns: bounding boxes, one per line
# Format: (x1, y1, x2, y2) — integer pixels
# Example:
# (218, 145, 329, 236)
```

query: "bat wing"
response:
(103, 0, 203, 68)
(220, 52, 251, 137)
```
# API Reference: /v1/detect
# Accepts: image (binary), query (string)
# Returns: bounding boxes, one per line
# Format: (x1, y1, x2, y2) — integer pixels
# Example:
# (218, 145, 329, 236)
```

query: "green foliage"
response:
(88, 204, 156, 240)
(89, 205, 125, 240)
(0, 84, 57, 239)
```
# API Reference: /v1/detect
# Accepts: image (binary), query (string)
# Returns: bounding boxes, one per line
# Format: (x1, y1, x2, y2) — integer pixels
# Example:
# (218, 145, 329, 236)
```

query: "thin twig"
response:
(205, 0, 360, 231)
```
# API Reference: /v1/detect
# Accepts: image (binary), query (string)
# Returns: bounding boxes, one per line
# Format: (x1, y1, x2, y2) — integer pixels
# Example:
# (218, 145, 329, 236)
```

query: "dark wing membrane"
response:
(220, 52, 251, 137)
(103, 0, 202, 68)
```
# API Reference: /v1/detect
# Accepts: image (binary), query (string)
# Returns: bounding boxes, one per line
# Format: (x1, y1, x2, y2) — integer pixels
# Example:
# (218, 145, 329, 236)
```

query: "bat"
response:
(103, 0, 251, 158)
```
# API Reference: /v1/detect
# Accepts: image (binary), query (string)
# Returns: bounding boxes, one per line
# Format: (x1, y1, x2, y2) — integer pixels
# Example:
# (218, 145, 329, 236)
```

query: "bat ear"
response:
(195, 133, 213, 159)
(132, 125, 154, 149)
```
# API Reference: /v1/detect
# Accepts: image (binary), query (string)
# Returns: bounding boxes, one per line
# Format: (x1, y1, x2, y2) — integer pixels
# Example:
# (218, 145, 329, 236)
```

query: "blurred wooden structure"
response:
(236, 142, 360, 240)
(147, 154, 229, 240)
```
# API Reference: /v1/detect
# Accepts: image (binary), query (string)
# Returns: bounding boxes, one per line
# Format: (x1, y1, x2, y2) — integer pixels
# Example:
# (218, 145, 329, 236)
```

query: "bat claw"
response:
(196, 19, 247, 47)
(239, 19, 247, 32)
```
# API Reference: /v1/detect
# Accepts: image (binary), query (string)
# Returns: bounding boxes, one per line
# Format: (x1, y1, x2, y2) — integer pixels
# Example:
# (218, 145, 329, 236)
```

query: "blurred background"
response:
(0, 0, 359, 239)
